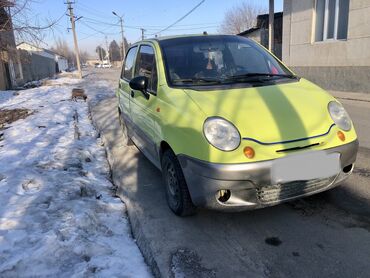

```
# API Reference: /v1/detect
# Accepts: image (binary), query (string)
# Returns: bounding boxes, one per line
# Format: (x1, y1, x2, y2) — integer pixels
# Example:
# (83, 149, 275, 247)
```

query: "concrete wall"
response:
(283, 0, 370, 92)
(57, 57, 68, 72)
(19, 50, 56, 83)
(0, 8, 24, 89)
(0, 50, 23, 89)
(0, 61, 9, 90)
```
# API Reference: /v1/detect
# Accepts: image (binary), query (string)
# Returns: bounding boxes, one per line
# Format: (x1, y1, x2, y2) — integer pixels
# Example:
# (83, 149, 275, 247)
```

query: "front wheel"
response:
(161, 149, 196, 216)
(118, 109, 133, 146)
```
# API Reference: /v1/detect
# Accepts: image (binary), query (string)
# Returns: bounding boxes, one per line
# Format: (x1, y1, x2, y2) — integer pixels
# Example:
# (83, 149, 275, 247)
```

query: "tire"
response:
(118, 110, 133, 146)
(161, 149, 197, 216)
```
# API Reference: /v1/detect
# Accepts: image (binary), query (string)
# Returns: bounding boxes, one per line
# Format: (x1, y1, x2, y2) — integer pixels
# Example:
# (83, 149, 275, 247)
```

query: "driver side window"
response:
(134, 45, 158, 93)
(122, 46, 138, 80)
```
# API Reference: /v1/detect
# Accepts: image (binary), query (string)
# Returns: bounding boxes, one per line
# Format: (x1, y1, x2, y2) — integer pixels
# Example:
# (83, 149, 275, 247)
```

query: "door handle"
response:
(131, 90, 135, 98)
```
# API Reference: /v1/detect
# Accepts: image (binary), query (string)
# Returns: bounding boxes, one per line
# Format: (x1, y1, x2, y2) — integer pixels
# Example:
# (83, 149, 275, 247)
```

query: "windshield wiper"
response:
(172, 77, 222, 84)
(226, 73, 299, 80)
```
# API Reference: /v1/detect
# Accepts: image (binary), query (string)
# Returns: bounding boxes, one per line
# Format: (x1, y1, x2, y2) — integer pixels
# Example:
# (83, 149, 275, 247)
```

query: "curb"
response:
(87, 98, 161, 278)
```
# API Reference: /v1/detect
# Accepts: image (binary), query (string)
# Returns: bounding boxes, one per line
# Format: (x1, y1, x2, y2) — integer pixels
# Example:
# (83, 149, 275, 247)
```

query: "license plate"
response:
(271, 151, 340, 184)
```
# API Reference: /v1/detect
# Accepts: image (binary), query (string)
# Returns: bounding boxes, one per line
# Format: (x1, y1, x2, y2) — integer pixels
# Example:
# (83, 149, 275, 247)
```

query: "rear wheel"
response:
(161, 149, 197, 216)
(118, 109, 133, 146)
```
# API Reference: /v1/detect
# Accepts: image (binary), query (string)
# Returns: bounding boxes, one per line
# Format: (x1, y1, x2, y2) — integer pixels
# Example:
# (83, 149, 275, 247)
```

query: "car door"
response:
(117, 46, 138, 135)
(130, 44, 160, 166)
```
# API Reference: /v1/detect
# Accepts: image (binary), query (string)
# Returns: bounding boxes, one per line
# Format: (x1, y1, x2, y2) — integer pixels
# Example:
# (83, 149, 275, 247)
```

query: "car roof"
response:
(131, 34, 240, 46)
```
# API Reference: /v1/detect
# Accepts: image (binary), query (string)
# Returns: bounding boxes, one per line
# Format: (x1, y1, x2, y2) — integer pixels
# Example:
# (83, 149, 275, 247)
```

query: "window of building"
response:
(315, 0, 350, 42)
(122, 46, 138, 80)
(134, 45, 158, 92)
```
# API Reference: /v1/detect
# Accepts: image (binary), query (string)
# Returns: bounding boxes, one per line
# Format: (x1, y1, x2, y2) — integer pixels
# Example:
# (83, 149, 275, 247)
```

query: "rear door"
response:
(130, 44, 160, 166)
(117, 46, 138, 131)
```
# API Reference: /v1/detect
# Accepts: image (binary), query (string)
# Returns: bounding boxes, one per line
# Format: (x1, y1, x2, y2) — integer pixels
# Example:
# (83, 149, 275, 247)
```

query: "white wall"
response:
(283, 0, 370, 67)
(57, 56, 68, 71)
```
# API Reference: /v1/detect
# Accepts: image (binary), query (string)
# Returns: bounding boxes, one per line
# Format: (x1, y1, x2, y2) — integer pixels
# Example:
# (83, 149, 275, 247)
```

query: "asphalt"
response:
(86, 68, 370, 278)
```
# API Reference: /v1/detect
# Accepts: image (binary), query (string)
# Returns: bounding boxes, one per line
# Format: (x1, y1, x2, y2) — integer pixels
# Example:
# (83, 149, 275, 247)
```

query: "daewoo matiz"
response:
(116, 34, 358, 216)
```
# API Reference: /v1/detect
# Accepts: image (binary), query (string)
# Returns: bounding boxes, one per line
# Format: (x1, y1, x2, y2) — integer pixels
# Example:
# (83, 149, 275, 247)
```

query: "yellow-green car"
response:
(116, 34, 358, 216)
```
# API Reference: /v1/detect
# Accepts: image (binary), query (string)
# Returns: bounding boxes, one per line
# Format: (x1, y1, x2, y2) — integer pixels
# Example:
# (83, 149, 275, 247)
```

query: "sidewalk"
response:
(329, 90, 370, 102)
(0, 78, 151, 277)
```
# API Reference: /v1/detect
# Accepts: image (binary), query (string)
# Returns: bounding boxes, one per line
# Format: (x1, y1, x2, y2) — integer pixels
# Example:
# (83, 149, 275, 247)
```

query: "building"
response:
(283, 0, 370, 92)
(239, 12, 283, 59)
(44, 49, 69, 72)
(0, 2, 23, 90)
(56, 54, 69, 72)
(17, 42, 57, 83)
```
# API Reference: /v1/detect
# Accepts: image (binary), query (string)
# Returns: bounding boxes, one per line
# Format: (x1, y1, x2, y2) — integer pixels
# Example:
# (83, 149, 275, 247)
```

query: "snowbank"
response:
(0, 78, 151, 277)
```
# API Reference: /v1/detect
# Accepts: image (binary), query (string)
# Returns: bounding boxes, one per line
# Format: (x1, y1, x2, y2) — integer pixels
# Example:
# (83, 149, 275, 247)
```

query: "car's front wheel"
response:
(118, 109, 133, 146)
(161, 149, 196, 216)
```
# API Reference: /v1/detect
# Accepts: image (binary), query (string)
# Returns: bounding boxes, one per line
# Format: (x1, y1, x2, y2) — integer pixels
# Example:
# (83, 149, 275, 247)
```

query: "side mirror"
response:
(129, 76, 149, 99)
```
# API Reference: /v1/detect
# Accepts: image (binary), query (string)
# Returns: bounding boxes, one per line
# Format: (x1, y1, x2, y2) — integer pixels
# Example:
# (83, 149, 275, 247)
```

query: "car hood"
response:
(184, 79, 336, 144)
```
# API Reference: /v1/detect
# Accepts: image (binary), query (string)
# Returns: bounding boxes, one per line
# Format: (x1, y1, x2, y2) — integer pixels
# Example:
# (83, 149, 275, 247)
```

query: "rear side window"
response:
(122, 46, 138, 80)
(134, 45, 158, 92)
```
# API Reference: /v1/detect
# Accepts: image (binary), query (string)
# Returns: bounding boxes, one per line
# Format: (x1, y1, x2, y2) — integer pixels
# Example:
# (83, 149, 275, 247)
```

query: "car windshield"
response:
(159, 35, 297, 87)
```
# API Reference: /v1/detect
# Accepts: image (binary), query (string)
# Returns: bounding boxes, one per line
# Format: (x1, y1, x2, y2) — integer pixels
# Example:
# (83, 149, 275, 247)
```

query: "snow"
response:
(0, 91, 15, 104)
(0, 78, 152, 277)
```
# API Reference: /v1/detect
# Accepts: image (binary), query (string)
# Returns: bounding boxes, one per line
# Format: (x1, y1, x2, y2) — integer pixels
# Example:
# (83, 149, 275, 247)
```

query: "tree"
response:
(50, 38, 89, 67)
(123, 37, 129, 55)
(50, 38, 75, 67)
(219, 2, 266, 34)
(95, 46, 106, 61)
(109, 40, 120, 61)
(79, 50, 89, 64)
(0, 0, 64, 49)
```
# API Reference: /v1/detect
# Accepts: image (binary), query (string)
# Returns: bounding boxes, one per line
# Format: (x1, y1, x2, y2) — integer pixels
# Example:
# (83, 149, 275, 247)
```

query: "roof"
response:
(135, 34, 241, 45)
(17, 42, 67, 58)
(16, 42, 42, 50)
(238, 27, 261, 36)
(43, 49, 67, 59)
(237, 11, 283, 36)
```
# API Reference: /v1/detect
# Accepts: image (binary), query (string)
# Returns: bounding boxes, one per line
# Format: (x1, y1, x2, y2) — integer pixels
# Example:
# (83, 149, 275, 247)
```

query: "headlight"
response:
(328, 101, 352, 131)
(203, 117, 241, 151)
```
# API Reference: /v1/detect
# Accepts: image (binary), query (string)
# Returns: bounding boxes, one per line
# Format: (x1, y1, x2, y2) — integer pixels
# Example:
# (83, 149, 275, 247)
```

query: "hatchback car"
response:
(116, 34, 358, 216)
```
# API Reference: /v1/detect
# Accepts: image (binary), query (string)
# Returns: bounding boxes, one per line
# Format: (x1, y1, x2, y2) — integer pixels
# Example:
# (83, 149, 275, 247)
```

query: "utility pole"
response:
(268, 0, 274, 53)
(105, 36, 110, 64)
(112, 11, 125, 61)
(140, 28, 146, 41)
(99, 45, 103, 63)
(66, 0, 82, 79)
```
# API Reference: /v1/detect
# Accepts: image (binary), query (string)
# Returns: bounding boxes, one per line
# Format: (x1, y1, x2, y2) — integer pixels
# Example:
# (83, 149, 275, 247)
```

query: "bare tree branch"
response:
(219, 2, 267, 34)
(0, 0, 66, 48)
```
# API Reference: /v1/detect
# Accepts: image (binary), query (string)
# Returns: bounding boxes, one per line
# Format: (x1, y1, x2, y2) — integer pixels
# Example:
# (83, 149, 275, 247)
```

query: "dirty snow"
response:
(0, 78, 151, 277)
(0, 91, 15, 104)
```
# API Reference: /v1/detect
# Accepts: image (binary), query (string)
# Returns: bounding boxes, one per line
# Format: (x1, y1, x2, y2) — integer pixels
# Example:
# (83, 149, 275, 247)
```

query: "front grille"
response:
(257, 176, 336, 204)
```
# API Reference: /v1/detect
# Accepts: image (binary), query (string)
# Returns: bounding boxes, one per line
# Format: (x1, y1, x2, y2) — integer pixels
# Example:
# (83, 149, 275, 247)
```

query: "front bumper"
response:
(178, 139, 359, 211)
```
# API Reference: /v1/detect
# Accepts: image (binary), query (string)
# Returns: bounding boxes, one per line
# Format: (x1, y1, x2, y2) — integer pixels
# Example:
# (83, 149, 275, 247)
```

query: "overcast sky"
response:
(23, 0, 283, 57)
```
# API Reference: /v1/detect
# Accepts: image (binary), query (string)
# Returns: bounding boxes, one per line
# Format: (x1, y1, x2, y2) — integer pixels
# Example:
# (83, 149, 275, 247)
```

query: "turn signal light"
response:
(243, 146, 255, 159)
(337, 131, 345, 141)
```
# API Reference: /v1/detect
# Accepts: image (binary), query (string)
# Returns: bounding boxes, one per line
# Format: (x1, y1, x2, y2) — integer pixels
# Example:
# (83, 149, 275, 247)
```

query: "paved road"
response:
(86, 68, 370, 278)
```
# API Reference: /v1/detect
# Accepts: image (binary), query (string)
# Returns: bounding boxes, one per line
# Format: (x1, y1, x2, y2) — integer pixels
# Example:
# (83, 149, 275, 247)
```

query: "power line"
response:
(79, 19, 218, 41)
(76, 2, 115, 18)
(79, 28, 117, 40)
(80, 20, 119, 34)
(83, 16, 220, 29)
(80, 13, 220, 33)
(150, 0, 206, 36)
(82, 17, 120, 27)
